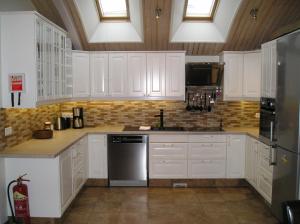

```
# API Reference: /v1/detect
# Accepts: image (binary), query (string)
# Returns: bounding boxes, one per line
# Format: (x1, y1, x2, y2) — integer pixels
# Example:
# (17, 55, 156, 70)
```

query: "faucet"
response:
(155, 109, 164, 130)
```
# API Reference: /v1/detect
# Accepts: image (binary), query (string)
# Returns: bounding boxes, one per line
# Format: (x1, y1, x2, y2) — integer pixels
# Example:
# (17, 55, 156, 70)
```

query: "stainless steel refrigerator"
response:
(271, 30, 300, 221)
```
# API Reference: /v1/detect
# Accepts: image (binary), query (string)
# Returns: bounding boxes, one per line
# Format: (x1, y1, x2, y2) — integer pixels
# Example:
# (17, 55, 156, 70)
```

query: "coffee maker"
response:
(73, 107, 84, 129)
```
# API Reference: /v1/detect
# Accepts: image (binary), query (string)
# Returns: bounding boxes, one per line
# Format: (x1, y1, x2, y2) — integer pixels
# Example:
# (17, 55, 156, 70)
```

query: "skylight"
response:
(96, 0, 129, 20)
(183, 0, 219, 21)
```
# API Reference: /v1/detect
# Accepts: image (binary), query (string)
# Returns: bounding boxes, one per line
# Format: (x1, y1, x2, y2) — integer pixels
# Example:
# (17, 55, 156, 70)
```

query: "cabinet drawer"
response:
(149, 159, 187, 179)
(149, 135, 188, 143)
(259, 144, 273, 173)
(188, 160, 226, 178)
(258, 172, 272, 203)
(189, 135, 226, 143)
(188, 143, 226, 160)
(150, 143, 188, 160)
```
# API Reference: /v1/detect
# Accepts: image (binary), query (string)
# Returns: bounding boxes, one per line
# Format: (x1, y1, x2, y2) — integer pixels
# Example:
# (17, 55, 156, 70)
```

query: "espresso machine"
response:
(73, 107, 84, 129)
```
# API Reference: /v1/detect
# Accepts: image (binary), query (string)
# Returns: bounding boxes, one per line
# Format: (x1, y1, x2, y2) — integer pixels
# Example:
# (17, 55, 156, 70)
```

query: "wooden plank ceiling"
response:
(33, 0, 300, 55)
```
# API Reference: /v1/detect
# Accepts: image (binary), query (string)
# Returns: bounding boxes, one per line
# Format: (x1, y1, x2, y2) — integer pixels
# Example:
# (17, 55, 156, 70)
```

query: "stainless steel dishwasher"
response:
(108, 135, 148, 187)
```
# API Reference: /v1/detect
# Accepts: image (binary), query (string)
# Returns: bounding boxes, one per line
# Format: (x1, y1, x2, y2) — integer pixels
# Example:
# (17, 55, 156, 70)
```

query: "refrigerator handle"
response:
(270, 121, 274, 142)
(269, 145, 277, 166)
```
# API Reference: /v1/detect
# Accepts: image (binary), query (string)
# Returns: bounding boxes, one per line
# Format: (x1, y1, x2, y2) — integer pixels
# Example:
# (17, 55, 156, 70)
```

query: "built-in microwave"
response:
(185, 63, 223, 86)
(259, 97, 276, 144)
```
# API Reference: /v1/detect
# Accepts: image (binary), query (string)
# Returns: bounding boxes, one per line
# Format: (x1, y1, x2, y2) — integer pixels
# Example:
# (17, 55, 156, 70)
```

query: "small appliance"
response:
(185, 63, 223, 86)
(72, 107, 84, 129)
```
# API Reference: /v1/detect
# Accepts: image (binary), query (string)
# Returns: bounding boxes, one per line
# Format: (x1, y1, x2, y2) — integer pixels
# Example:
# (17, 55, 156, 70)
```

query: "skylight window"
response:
(96, 0, 129, 20)
(183, 0, 219, 21)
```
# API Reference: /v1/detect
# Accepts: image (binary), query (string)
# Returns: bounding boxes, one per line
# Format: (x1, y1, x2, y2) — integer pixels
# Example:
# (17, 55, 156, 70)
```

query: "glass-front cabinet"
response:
(35, 16, 71, 103)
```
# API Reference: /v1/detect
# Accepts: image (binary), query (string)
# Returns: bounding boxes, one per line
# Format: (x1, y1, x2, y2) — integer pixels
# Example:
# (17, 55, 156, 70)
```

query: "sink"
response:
(151, 127, 185, 131)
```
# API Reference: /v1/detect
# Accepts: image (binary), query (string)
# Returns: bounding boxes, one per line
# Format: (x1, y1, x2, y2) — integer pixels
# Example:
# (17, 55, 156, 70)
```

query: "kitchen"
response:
(0, 0, 300, 223)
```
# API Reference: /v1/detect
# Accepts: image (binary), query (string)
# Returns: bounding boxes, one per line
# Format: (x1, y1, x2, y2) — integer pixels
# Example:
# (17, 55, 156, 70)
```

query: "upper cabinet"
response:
(261, 40, 277, 98)
(72, 51, 90, 98)
(0, 12, 70, 108)
(146, 53, 166, 97)
(127, 53, 147, 97)
(108, 53, 128, 97)
(75, 51, 186, 100)
(243, 52, 261, 98)
(166, 53, 185, 98)
(90, 52, 108, 97)
(221, 51, 261, 101)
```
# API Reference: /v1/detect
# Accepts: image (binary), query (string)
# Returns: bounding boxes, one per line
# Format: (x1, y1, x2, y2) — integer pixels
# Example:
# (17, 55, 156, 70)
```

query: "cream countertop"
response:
(0, 126, 259, 158)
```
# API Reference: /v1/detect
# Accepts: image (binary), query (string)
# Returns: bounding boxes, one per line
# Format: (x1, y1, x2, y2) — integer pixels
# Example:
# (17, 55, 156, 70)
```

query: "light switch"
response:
(4, 127, 12, 136)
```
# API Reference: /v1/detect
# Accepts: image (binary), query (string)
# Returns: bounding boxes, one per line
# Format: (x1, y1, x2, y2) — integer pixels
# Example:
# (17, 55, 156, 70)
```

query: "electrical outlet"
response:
(4, 127, 13, 136)
(255, 113, 260, 118)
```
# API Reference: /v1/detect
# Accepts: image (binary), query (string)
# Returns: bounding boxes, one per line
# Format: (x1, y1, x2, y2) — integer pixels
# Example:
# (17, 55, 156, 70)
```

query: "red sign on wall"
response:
(9, 74, 25, 92)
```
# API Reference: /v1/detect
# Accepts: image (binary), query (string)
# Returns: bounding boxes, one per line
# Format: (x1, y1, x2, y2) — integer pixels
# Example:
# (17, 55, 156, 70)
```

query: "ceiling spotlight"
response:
(155, 7, 162, 20)
(250, 8, 258, 20)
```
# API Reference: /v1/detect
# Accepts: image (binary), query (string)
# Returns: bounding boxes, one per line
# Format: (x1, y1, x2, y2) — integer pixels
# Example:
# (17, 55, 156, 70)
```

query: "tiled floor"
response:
(62, 187, 279, 224)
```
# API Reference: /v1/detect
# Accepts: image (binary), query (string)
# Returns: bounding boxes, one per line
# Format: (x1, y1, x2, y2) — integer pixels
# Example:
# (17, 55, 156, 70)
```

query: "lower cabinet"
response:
(226, 135, 246, 178)
(245, 136, 273, 203)
(188, 160, 226, 178)
(5, 136, 88, 218)
(150, 159, 188, 179)
(88, 134, 107, 178)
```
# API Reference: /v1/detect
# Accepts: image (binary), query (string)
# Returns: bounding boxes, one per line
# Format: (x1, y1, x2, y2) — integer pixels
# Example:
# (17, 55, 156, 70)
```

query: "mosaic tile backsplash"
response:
(60, 100, 259, 129)
(0, 100, 259, 150)
(0, 105, 60, 150)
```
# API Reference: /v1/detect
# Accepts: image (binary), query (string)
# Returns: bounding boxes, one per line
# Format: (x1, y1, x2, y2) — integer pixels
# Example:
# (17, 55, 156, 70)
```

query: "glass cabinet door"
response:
(54, 30, 60, 98)
(43, 24, 53, 99)
(36, 19, 45, 101)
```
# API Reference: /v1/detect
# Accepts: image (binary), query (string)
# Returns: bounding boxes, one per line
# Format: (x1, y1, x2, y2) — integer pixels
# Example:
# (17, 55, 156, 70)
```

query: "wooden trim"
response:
(183, 0, 219, 22)
(95, 0, 130, 22)
(149, 179, 249, 187)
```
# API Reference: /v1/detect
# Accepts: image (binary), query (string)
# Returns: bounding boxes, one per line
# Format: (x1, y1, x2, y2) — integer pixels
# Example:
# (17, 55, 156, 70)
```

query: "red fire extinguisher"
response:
(7, 174, 30, 224)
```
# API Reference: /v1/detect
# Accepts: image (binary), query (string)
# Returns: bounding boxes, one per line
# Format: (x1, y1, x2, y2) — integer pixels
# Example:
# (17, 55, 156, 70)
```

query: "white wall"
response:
(0, 159, 7, 224)
(0, 0, 35, 11)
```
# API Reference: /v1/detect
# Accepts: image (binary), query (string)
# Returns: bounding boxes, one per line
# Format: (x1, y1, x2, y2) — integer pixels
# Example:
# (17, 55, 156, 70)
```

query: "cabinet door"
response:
(188, 160, 226, 178)
(261, 44, 270, 98)
(90, 53, 109, 97)
(60, 148, 73, 211)
(127, 53, 147, 97)
(270, 41, 277, 98)
(88, 135, 107, 178)
(165, 53, 185, 98)
(226, 135, 246, 178)
(150, 159, 187, 179)
(109, 53, 127, 97)
(147, 53, 166, 97)
(223, 53, 244, 99)
(72, 52, 90, 97)
(243, 52, 261, 98)
(245, 137, 252, 182)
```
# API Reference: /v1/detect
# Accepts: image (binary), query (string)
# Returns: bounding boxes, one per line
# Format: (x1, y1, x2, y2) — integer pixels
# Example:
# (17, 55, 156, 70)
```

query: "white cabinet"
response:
(222, 53, 244, 99)
(59, 148, 73, 212)
(226, 135, 246, 178)
(257, 142, 273, 203)
(5, 137, 88, 218)
(149, 142, 188, 178)
(72, 137, 88, 195)
(88, 134, 107, 179)
(245, 136, 273, 203)
(109, 53, 127, 97)
(165, 53, 185, 98)
(127, 53, 147, 97)
(147, 53, 166, 97)
(90, 53, 109, 97)
(245, 136, 260, 187)
(72, 51, 90, 97)
(261, 40, 277, 98)
(188, 141, 227, 179)
(221, 51, 261, 101)
(0, 11, 69, 108)
(243, 52, 261, 98)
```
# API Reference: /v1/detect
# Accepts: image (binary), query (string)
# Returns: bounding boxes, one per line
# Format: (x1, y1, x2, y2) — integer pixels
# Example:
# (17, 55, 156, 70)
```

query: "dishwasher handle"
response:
(110, 135, 148, 144)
